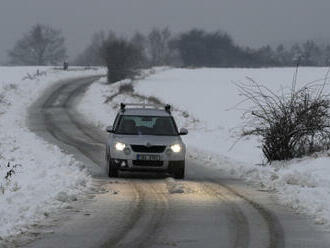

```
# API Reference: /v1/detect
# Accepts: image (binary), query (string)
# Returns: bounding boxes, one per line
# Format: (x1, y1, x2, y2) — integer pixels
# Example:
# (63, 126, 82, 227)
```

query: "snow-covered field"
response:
(78, 67, 330, 226)
(0, 67, 104, 241)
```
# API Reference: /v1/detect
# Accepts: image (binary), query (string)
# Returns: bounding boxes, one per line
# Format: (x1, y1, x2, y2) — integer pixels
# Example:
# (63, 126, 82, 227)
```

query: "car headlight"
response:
(115, 142, 126, 151)
(170, 144, 182, 153)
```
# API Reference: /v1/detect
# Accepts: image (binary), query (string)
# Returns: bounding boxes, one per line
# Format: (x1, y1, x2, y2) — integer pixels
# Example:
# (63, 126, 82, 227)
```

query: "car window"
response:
(115, 115, 178, 136)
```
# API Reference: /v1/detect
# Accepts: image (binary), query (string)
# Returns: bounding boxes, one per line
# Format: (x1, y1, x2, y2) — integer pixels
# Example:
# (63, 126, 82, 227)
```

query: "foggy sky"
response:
(1, 0, 330, 64)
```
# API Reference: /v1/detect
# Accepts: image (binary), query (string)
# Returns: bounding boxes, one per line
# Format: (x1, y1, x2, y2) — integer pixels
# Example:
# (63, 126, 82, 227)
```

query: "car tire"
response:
(105, 146, 110, 161)
(107, 158, 119, 178)
(173, 161, 185, 179)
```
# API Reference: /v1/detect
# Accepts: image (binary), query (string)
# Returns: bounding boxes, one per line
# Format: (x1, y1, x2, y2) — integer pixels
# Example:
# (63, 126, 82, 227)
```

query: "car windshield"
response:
(115, 115, 178, 136)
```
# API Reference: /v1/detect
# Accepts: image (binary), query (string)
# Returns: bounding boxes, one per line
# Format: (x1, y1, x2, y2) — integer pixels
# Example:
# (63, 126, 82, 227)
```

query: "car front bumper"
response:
(110, 147, 186, 171)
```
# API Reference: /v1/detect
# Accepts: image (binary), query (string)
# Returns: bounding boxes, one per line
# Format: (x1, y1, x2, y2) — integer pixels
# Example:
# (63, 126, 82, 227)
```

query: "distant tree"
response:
(148, 27, 173, 66)
(276, 44, 285, 54)
(275, 44, 291, 66)
(301, 40, 321, 66)
(131, 32, 147, 53)
(101, 36, 145, 83)
(253, 45, 279, 66)
(74, 31, 106, 66)
(290, 43, 303, 65)
(173, 29, 209, 67)
(324, 45, 330, 66)
(173, 29, 249, 67)
(8, 24, 66, 65)
(130, 32, 149, 67)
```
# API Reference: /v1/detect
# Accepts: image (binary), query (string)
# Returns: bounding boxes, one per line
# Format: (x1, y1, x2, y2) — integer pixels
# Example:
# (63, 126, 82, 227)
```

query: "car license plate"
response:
(136, 154, 160, 161)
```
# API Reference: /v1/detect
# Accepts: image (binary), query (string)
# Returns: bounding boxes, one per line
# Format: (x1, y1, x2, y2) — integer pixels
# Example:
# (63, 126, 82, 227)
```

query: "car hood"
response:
(113, 134, 181, 146)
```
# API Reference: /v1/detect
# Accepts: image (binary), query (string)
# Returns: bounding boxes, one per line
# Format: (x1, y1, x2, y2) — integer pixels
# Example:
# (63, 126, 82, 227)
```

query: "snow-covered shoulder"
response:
(0, 67, 105, 241)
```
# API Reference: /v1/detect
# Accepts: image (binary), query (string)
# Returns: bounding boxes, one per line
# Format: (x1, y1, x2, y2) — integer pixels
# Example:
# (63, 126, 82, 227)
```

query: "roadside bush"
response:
(0, 162, 21, 194)
(237, 75, 330, 163)
(118, 83, 134, 94)
(101, 37, 145, 83)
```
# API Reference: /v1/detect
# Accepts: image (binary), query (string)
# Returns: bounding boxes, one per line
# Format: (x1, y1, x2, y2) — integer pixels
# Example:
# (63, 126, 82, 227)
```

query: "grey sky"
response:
(1, 0, 330, 63)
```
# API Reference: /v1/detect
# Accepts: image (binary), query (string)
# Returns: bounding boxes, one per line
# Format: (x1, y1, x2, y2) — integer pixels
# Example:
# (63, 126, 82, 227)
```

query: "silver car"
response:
(105, 103, 188, 179)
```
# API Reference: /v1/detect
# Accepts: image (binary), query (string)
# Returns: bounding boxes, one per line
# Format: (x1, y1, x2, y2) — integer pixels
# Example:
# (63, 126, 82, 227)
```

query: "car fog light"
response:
(115, 142, 126, 151)
(166, 148, 172, 156)
(124, 147, 131, 155)
(170, 144, 182, 153)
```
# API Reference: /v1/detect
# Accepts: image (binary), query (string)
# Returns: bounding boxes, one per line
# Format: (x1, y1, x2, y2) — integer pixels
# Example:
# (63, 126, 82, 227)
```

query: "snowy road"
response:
(25, 77, 330, 248)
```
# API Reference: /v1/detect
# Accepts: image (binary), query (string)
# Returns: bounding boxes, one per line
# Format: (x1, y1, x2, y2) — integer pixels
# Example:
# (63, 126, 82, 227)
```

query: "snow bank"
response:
(77, 67, 330, 226)
(0, 67, 105, 240)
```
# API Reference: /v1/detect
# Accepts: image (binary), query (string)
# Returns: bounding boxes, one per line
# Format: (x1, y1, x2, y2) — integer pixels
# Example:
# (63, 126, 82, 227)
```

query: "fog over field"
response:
(3, 0, 330, 246)
(1, 0, 330, 63)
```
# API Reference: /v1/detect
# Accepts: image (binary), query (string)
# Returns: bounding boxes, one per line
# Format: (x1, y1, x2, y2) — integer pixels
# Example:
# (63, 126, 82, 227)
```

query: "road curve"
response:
(24, 76, 330, 248)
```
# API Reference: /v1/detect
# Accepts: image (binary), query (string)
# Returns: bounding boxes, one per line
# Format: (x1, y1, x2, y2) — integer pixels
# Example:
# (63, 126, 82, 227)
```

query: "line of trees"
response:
(75, 28, 330, 69)
(7, 24, 330, 70)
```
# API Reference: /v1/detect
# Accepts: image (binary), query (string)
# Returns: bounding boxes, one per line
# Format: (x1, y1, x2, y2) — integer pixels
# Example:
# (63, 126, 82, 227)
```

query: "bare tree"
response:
(324, 45, 330, 66)
(8, 24, 66, 65)
(148, 27, 172, 66)
(301, 40, 321, 66)
(236, 72, 330, 163)
(130, 32, 149, 67)
(74, 31, 106, 66)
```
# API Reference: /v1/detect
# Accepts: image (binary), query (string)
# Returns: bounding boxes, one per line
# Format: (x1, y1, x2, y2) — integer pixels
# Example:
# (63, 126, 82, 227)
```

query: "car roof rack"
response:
(120, 102, 171, 113)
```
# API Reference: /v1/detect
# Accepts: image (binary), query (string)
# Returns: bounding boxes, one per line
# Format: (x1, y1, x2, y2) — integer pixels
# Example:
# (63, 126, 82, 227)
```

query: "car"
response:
(105, 103, 188, 179)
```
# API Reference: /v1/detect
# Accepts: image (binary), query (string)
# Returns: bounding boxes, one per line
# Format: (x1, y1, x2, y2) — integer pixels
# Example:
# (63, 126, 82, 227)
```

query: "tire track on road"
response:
(190, 164, 285, 248)
(42, 77, 170, 248)
(54, 77, 284, 248)
(199, 182, 250, 248)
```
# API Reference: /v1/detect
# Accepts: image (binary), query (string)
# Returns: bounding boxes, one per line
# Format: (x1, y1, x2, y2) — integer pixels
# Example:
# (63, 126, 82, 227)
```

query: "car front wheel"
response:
(174, 167, 185, 179)
(107, 158, 119, 178)
(170, 161, 185, 179)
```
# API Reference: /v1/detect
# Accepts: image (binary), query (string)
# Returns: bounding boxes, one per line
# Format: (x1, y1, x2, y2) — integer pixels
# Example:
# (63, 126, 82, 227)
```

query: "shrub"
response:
(101, 38, 145, 83)
(118, 83, 134, 94)
(0, 162, 21, 194)
(237, 75, 330, 163)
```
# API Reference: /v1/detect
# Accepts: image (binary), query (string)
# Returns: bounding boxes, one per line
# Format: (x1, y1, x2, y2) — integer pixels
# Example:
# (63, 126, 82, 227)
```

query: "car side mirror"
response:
(179, 128, 188, 135)
(106, 126, 114, 133)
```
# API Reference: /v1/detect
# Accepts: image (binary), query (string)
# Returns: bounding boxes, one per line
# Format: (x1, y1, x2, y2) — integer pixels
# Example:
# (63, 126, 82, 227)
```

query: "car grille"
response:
(131, 145, 166, 153)
(132, 160, 164, 167)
